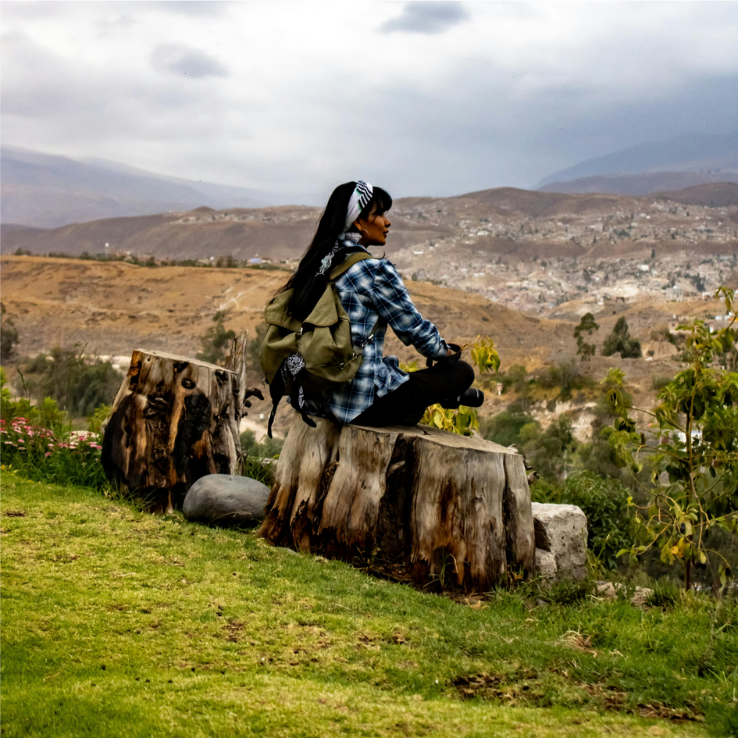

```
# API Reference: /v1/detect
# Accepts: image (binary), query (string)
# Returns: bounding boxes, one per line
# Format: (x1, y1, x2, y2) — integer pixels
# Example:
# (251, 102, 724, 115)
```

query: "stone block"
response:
(532, 502, 588, 581)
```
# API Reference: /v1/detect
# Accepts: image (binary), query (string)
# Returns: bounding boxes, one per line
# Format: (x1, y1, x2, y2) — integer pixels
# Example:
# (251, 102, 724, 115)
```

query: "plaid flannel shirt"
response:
(304, 251, 448, 424)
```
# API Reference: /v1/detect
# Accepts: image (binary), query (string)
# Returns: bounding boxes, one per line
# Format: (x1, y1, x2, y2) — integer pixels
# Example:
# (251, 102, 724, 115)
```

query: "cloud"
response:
(150, 43, 228, 78)
(378, 2, 469, 35)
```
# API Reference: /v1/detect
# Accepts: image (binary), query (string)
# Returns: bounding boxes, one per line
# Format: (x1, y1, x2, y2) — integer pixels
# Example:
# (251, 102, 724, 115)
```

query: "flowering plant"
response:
(1, 416, 106, 489)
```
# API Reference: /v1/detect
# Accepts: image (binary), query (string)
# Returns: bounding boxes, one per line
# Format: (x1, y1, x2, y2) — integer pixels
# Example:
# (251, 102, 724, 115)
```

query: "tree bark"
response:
(259, 418, 535, 591)
(102, 349, 243, 512)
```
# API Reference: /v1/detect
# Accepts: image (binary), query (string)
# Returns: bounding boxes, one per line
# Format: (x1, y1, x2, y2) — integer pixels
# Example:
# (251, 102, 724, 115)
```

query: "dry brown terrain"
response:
(4, 254, 723, 436)
(0, 255, 561, 367)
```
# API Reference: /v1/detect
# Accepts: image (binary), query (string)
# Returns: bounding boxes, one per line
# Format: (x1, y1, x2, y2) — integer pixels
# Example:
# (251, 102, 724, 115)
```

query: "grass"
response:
(2, 478, 738, 737)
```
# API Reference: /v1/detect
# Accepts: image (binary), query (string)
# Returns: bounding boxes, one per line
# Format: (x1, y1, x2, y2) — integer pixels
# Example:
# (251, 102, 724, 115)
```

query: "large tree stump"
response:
(259, 418, 535, 591)
(102, 349, 244, 512)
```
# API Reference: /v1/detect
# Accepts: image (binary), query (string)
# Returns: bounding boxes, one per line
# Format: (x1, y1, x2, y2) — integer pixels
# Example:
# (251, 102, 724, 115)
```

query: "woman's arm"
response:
(370, 259, 449, 359)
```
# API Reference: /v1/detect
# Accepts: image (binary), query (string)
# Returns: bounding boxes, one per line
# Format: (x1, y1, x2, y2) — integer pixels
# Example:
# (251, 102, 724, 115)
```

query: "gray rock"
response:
(183, 474, 270, 526)
(532, 502, 588, 581)
(535, 547, 558, 579)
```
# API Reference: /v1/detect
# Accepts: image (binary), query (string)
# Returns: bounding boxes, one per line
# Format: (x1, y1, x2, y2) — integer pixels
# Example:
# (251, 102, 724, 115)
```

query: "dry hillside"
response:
(0, 255, 562, 368)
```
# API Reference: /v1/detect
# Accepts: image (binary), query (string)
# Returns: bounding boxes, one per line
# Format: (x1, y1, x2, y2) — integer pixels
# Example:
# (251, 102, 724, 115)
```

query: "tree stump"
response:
(102, 349, 244, 512)
(259, 418, 536, 591)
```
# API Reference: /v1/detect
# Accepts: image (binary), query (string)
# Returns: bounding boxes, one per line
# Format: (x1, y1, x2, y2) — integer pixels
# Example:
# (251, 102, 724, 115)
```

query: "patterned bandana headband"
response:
(318, 180, 374, 276)
(342, 180, 373, 236)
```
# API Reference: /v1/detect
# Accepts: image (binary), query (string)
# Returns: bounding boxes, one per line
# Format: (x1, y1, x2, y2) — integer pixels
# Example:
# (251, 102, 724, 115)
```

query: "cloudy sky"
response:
(2, 1, 738, 199)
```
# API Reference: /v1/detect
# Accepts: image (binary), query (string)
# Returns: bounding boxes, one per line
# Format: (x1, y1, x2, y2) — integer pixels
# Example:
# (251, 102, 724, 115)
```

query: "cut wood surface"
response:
(259, 418, 535, 591)
(102, 349, 243, 512)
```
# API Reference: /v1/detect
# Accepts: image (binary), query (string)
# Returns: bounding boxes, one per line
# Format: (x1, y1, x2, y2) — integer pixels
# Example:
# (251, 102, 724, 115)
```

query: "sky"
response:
(2, 1, 738, 200)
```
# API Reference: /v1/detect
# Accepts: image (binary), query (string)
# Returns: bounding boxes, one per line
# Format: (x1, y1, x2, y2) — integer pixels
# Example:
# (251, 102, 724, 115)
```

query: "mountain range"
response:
(537, 130, 738, 196)
(0, 146, 322, 229)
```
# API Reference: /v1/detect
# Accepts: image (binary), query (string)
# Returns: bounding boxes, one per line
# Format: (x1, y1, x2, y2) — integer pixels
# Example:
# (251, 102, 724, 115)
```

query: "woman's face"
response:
(355, 204, 391, 247)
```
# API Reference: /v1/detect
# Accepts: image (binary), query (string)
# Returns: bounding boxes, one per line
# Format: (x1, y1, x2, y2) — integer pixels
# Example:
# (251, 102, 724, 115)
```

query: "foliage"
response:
(1, 303, 20, 363)
(403, 336, 499, 437)
(1, 368, 69, 432)
(246, 321, 268, 380)
(531, 471, 636, 569)
(196, 311, 236, 366)
(520, 414, 577, 483)
(606, 287, 738, 589)
(240, 429, 283, 458)
(602, 317, 642, 359)
(573, 312, 599, 361)
(576, 375, 635, 487)
(1, 417, 106, 489)
(239, 429, 283, 487)
(87, 404, 112, 434)
(21, 347, 123, 417)
(535, 360, 591, 401)
(481, 408, 535, 448)
(3, 477, 737, 735)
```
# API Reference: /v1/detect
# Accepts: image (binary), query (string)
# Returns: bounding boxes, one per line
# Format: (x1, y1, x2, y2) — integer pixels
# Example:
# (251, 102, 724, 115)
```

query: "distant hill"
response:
(0, 146, 322, 228)
(537, 131, 738, 190)
(652, 182, 738, 208)
(3, 182, 735, 263)
(540, 171, 738, 197)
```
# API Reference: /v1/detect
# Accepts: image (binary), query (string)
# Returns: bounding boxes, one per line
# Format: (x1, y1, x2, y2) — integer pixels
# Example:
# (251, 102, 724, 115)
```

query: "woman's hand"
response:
(427, 343, 461, 367)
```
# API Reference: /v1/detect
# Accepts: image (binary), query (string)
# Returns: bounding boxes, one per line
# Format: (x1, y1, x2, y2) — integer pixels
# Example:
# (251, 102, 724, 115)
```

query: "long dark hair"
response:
(279, 181, 392, 321)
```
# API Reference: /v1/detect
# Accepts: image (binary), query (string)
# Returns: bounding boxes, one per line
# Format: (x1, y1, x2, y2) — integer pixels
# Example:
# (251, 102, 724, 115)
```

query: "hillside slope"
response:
(0, 256, 562, 370)
(540, 172, 738, 197)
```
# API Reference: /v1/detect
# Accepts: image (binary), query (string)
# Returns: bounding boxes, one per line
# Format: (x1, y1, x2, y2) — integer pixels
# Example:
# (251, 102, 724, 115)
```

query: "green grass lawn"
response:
(2, 476, 737, 737)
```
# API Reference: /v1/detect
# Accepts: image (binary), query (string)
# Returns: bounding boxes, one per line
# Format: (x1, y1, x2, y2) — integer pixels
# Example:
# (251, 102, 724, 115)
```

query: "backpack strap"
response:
(330, 251, 386, 342)
(328, 251, 374, 281)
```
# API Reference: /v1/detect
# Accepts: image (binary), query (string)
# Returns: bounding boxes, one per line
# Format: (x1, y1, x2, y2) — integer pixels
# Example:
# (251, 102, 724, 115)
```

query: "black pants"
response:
(351, 360, 475, 427)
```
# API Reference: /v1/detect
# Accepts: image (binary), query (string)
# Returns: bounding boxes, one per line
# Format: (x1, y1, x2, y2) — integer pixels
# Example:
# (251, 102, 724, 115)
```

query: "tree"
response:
(23, 347, 123, 417)
(1, 303, 19, 363)
(196, 312, 236, 366)
(607, 287, 738, 590)
(521, 414, 577, 482)
(574, 312, 599, 361)
(602, 317, 641, 359)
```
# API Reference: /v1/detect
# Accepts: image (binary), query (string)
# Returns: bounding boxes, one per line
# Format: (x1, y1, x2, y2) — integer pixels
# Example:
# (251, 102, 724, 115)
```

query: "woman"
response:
(278, 180, 483, 427)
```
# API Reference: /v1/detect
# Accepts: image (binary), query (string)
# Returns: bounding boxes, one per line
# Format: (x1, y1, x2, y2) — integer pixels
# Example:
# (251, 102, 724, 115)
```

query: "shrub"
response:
(21, 348, 123, 417)
(1, 416, 106, 489)
(196, 312, 236, 366)
(602, 317, 642, 359)
(531, 471, 635, 569)
(1, 304, 20, 363)
(481, 409, 535, 448)
(521, 415, 576, 482)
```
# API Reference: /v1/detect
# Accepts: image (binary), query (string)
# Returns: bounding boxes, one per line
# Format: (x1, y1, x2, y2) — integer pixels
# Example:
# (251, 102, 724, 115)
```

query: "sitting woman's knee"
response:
(453, 360, 475, 390)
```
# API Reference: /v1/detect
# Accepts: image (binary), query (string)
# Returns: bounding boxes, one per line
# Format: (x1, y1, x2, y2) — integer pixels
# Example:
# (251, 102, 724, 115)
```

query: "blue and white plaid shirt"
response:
(304, 249, 448, 424)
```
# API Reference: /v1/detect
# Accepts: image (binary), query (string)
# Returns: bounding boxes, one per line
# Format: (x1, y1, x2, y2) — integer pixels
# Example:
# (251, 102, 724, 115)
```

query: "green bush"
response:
(481, 409, 535, 448)
(521, 415, 576, 482)
(196, 312, 236, 366)
(1, 415, 106, 489)
(531, 471, 636, 569)
(602, 317, 642, 359)
(239, 429, 283, 458)
(21, 348, 122, 417)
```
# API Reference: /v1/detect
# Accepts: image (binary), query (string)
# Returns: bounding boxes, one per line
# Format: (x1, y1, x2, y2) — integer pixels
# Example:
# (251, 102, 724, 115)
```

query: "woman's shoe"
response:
(458, 388, 484, 408)
(441, 388, 485, 410)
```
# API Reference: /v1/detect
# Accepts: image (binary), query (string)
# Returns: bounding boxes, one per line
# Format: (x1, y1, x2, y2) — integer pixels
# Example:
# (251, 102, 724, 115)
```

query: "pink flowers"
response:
(1, 416, 103, 463)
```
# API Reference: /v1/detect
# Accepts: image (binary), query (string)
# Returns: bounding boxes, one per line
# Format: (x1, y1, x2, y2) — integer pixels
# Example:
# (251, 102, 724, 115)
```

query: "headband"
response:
(342, 180, 373, 235)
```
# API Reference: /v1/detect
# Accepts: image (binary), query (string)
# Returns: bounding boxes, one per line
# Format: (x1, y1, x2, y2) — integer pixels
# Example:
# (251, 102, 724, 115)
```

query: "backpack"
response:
(260, 251, 383, 436)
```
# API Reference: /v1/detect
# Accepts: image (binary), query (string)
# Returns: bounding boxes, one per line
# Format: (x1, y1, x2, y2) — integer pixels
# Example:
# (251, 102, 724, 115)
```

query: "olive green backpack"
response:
(260, 252, 383, 435)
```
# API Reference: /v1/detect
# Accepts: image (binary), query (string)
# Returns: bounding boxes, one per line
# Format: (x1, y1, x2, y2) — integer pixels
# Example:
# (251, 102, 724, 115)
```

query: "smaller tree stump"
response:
(102, 349, 244, 512)
(259, 418, 536, 590)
